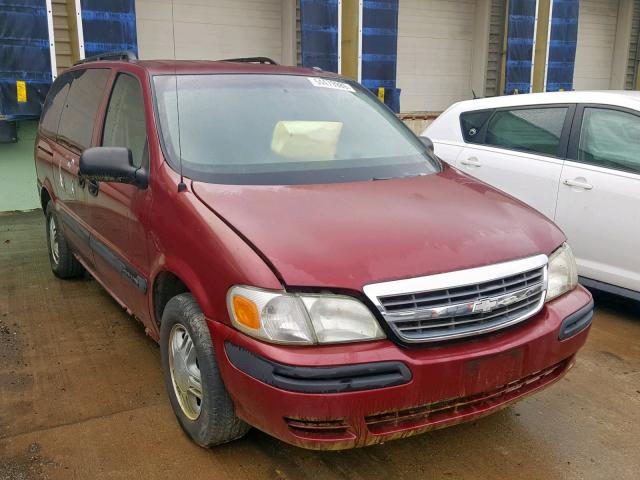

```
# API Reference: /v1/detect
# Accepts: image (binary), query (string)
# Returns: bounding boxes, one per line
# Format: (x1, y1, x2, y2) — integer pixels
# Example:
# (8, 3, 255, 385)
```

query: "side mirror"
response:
(79, 147, 148, 188)
(419, 136, 435, 155)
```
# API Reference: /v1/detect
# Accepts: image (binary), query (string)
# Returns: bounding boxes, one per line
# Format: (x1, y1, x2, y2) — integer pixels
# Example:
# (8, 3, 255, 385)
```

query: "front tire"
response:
(160, 293, 249, 447)
(45, 201, 84, 279)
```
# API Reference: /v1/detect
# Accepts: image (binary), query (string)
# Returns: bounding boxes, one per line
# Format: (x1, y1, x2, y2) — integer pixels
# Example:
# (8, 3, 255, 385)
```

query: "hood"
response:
(192, 166, 564, 291)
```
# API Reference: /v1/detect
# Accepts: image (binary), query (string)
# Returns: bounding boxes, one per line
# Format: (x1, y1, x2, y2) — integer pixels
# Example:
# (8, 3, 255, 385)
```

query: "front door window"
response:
(577, 107, 640, 175)
(102, 73, 148, 168)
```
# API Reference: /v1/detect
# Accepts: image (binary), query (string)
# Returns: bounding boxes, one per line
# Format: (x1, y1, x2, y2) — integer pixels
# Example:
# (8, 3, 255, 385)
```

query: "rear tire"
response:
(160, 293, 249, 447)
(45, 202, 84, 279)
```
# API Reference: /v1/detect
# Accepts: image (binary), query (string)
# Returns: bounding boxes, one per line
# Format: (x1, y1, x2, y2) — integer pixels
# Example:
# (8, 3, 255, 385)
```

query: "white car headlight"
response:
(545, 243, 578, 302)
(227, 286, 386, 345)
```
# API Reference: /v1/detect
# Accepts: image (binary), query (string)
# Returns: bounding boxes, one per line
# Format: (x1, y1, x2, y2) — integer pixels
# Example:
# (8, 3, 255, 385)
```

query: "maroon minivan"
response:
(35, 54, 593, 450)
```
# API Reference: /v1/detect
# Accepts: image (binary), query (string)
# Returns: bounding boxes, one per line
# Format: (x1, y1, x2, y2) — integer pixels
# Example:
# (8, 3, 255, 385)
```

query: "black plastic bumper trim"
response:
(224, 342, 412, 394)
(558, 300, 594, 340)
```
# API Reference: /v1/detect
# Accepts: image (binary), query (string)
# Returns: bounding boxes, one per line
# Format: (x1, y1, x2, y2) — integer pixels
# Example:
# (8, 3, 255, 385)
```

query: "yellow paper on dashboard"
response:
(271, 121, 343, 161)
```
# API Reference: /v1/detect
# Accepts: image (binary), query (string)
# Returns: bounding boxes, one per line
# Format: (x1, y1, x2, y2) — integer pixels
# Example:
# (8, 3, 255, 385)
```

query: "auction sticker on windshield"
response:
(308, 77, 355, 92)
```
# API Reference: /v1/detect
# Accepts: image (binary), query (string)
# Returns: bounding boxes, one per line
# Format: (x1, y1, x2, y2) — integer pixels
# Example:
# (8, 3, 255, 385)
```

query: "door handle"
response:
(461, 157, 481, 167)
(563, 179, 593, 190)
(87, 179, 100, 196)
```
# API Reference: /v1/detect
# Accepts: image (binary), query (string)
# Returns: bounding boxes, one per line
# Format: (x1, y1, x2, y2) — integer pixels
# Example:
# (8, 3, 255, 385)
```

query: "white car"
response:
(423, 91, 640, 301)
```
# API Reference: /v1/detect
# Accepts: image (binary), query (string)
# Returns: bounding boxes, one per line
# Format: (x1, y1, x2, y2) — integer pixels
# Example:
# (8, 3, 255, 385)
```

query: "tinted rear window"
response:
(485, 107, 568, 156)
(40, 72, 73, 137)
(58, 68, 110, 150)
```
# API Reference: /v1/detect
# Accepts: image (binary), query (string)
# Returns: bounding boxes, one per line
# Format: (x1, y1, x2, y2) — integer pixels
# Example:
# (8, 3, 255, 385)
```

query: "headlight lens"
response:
(545, 243, 578, 302)
(227, 286, 385, 345)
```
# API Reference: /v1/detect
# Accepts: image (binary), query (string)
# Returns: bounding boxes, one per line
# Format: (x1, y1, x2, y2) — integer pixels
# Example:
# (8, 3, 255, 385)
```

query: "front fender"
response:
(146, 175, 282, 329)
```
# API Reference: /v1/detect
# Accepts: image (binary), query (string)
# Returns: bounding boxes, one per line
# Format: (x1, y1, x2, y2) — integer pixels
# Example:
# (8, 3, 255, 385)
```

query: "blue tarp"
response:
(299, 0, 339, 72)
(80, 0, 137, 58)
(0, 0, 52, 120)
(300, 0, 400, 112)
(506, 0, 579, 94)
(546, 0, 579, 91)
(505, 0, 536, 94)
(0, 0, 138, 121)
(361, 0, 400, 113)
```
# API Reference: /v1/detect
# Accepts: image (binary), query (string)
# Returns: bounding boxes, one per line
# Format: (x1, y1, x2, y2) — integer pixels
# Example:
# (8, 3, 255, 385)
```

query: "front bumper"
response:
(208, 285, 592, 450)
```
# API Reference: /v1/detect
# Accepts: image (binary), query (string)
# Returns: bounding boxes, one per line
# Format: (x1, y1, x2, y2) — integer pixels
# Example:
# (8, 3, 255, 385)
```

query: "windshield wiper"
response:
(371, 173, 426, 181)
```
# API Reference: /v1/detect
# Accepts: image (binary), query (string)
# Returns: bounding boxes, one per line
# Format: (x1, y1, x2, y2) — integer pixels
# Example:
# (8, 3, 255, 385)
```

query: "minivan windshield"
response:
(153, 74, 439, 185)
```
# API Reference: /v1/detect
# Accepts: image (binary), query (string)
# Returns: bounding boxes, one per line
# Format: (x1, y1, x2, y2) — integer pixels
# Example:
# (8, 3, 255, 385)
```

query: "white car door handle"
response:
(461, 157, 481, 167)
(563, 179, 593, 190)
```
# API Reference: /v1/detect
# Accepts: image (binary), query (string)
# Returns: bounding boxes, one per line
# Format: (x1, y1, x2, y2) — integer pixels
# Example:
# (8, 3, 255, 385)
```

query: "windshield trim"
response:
(150, 72, 441, 185)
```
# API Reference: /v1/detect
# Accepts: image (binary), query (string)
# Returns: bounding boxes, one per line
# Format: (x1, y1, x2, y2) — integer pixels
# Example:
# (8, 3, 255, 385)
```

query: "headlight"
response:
(545, 243, 578, 302)
(227, 286, 385, 345)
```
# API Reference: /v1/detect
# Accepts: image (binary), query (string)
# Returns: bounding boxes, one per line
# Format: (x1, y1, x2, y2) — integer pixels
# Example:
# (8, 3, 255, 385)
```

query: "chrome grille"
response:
(363, 255, 548, 343)
(380, 268, 544, 312)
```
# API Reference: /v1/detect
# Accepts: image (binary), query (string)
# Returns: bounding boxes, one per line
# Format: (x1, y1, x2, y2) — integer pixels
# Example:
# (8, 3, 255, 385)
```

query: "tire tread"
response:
(161, 293, 249, 447)
(45, 202, 84, 279)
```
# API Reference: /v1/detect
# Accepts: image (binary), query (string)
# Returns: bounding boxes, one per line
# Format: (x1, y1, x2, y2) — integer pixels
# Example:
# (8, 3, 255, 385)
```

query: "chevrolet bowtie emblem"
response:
(472, 298, 497, 313)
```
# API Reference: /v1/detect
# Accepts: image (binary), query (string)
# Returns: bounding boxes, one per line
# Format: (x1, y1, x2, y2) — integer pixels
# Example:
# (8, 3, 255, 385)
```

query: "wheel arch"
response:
(152, 270, 190, 328)
(40, 183, 54, 212)
(151, 263, 221, 329)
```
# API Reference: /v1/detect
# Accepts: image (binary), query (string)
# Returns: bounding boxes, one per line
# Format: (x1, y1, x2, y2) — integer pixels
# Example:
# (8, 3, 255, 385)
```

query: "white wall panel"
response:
(397, 0, 477, 112)
(136, 0, 284, 62)
(574, 0, 619, 90)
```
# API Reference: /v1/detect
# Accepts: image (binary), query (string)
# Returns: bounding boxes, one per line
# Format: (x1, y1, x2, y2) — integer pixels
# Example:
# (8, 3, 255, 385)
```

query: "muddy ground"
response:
(1, 210, 638, 479)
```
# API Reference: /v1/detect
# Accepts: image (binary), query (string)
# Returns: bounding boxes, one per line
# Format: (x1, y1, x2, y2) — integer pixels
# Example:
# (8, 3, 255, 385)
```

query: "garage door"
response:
(573, 0, 619, 90)
(396, 0, 477, 112)
(136, 0, 283, 62)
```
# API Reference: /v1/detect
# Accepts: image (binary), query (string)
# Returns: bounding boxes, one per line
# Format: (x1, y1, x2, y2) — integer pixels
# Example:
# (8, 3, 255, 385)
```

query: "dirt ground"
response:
(1, 210, 638, 480)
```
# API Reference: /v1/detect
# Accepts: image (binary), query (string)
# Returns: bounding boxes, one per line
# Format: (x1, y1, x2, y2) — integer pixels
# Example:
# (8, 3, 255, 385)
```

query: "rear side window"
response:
(40, 73, 74, 137)
(58, 68, 110, 151)
(485, 107, 568, 156)
(460, 110, 492, 142)
(102, 73, 148, 168)
(578, 108, 640, 174)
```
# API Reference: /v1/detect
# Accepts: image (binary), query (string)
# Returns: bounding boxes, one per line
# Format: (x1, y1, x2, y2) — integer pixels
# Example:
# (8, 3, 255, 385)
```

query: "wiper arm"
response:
(371, 173, 426, 181)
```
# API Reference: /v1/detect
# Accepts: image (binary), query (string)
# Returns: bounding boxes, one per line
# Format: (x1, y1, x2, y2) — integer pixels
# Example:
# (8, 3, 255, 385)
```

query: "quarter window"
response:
(485, 107, 568, 156)
(460, 110, 492, 143)
(102, 74, 147, 168)
(58, 68, 110, 150)
(578, 108, 640, 174)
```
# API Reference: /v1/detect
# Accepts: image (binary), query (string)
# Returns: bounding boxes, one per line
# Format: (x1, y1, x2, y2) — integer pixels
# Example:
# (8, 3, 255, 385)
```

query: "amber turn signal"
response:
(232, 295, 260, 329)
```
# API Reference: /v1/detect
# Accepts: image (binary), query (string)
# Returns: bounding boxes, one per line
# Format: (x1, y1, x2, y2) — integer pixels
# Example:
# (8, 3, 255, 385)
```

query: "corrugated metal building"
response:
(574, 0, 635, 90)
(0, 0, 639, 211)
(136, 0, 294, 64)
(131, 0, 640, 112)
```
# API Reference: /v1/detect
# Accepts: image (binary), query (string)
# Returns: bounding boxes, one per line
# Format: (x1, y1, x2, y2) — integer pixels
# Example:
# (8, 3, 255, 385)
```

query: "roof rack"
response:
(219, 57, 278, 65)
(74, 51, 138, 65)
